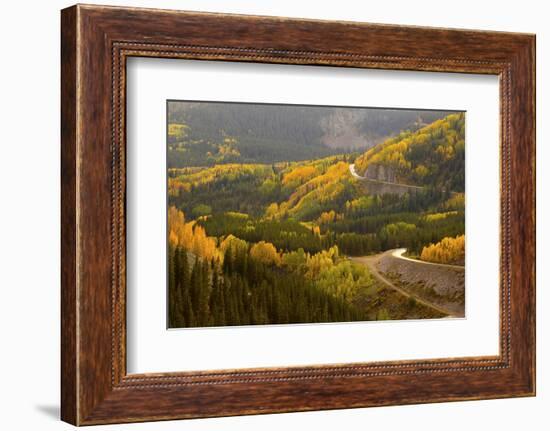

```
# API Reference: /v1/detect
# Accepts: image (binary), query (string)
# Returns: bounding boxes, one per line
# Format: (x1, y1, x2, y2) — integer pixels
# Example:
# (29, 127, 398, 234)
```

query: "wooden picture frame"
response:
(61, 4, 535, 425)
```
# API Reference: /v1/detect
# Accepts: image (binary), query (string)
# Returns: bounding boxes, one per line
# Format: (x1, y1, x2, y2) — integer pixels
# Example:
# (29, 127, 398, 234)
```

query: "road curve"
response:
(350, 250, 459, 317)
(391, 248, 465, 270)
(348, 163, 363, 179)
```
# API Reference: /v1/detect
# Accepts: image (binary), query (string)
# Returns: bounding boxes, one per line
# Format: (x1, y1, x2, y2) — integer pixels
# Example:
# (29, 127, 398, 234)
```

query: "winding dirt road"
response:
(390, 248, 464, 270)
(350, 250, 460, 317)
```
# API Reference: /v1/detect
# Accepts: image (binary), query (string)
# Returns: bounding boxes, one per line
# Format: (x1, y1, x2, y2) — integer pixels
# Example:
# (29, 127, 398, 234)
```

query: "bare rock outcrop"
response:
(364, 163, 396, 183)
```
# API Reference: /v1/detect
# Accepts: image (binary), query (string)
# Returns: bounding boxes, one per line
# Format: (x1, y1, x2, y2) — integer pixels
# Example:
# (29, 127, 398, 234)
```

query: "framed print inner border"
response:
(61, 4, 535, 425)
(115, 44, 510, 383)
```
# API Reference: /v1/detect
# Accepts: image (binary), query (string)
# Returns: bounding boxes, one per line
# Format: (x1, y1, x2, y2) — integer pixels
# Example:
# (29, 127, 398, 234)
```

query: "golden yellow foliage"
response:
(345, 196, 375, 213)
(168, 206, 220, 261)
(172, 164, 271, 190)
(249, 241, 281, 266)
(265, 202, 280, 219)
(190, 225, 218, 260)
(305, 246, 339, 278)
(443, 193, 465, 211)
(276, 161, 350, 219)
(318, 210, 336, 225)
(224, 211, 249, 219)
(217, 144, 240, 157)
(282, 165, 319, 187)
(420, 234, 465, 265)
(414, 164, 429, 177)
(168, 178, 191, 197)
(168, 123, 188, 140)
(424, 211, 459, 222)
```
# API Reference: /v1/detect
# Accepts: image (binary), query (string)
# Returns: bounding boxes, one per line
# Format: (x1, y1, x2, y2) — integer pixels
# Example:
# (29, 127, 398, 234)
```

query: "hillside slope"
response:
(354, 113, 465, 192)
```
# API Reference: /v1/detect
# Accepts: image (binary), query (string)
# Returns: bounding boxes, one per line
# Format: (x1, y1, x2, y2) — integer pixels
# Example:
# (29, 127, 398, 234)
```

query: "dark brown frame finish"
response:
(61, 4, 535, 426)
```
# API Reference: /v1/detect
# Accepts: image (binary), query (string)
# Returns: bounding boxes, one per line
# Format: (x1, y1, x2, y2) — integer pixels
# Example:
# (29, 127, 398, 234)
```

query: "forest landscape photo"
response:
(166, 101, 466, 329)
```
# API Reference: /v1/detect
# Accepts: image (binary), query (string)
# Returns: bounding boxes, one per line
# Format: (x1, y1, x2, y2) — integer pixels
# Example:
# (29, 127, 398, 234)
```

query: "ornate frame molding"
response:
(61, 5, 535, 425)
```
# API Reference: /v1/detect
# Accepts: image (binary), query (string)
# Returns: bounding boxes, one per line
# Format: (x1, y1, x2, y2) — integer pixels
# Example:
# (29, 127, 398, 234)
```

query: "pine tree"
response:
(190, 258, 201, 318)
(168, 245, 179, 327)
(197, 259, 211, 326)
(179, 249, 190, 326)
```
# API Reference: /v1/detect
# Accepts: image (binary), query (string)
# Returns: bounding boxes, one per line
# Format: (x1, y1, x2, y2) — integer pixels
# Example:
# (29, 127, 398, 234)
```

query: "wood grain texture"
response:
(60, 4, 536, 425)
(60, 5, 78, 425)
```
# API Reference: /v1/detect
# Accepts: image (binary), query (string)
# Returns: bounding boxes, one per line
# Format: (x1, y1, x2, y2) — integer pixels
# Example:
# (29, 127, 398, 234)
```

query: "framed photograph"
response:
(61, 4, 535, 425)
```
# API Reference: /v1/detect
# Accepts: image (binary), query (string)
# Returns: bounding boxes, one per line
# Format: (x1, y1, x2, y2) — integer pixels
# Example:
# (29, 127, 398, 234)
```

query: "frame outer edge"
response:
(61, 4, 80, 426)
(61, 4, 536, 425)
(531, 34, 536, 396)
(527, 35, 536, 395)
(503, 35, 536, 396)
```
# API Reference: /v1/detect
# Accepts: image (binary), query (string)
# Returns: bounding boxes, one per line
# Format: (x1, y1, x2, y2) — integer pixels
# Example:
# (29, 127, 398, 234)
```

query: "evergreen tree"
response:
(168, 244, 178, 327)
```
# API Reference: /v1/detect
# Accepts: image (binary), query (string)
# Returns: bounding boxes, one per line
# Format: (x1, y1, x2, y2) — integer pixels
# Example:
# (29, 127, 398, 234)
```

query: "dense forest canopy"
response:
(167, 102, 466, 328)
(167, 101, 455, 167)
